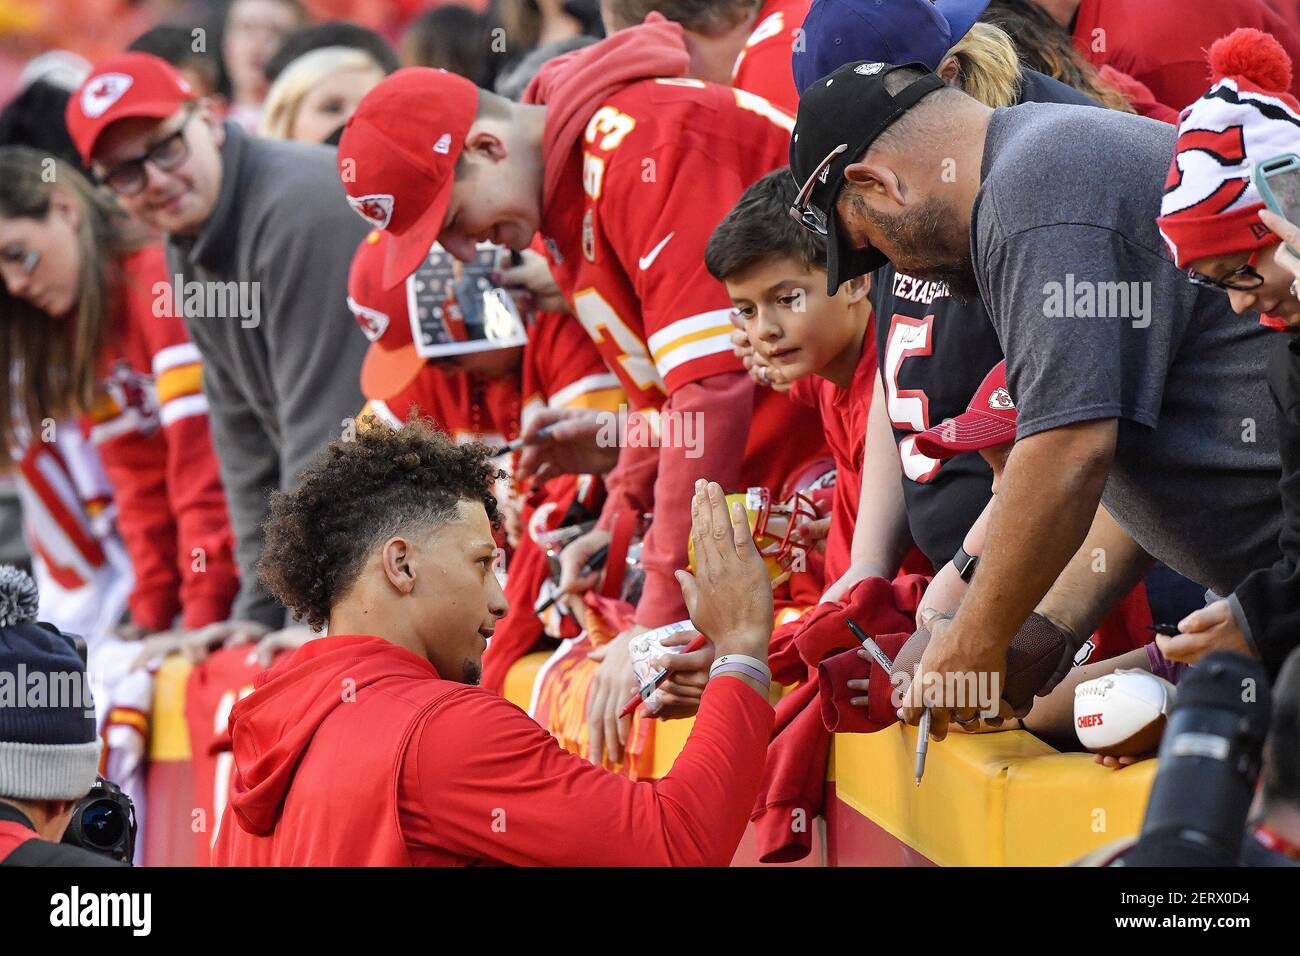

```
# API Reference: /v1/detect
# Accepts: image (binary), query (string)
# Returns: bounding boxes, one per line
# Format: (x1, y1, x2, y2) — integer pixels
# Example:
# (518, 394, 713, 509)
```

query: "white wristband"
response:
(710, 654, 771, 686)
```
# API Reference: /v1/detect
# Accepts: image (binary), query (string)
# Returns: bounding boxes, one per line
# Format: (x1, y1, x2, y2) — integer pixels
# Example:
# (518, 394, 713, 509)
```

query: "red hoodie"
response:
(524, 16, 829, 628)
(212, 636, 773, 866)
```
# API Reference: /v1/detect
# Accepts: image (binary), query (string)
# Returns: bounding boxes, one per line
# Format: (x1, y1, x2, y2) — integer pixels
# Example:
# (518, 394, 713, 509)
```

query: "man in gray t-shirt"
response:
(973, 101, 1281, 596)
(787, 60, 1282, 735)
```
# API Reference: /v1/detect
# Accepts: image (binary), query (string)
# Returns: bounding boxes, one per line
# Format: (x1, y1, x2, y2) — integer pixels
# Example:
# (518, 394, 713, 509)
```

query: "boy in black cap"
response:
(0, 567, 123, 866)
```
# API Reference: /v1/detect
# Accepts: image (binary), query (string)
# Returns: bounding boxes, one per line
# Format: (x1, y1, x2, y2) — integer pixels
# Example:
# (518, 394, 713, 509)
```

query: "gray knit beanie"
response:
(0, 566, 101, 801)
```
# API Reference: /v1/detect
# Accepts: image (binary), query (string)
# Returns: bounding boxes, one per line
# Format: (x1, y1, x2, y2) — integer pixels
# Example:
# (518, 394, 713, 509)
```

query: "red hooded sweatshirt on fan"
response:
(212, 636, 773, 865)
(523, 16, 829, 629)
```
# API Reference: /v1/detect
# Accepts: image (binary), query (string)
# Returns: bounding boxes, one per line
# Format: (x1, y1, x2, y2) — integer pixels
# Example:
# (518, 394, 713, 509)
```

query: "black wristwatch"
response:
(953, 545, 979, 583)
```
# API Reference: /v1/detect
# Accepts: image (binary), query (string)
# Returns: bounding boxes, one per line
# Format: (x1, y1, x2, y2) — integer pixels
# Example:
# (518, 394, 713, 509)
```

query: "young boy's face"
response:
(724, 256, 864, 385)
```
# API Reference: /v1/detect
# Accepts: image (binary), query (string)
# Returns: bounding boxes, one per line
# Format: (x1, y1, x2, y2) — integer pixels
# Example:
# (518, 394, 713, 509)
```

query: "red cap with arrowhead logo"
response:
(912, 360, 1016, 460)
(337, 67, 479, 291)
(66, 53, 195, 165)
(347, 230, 426, 401)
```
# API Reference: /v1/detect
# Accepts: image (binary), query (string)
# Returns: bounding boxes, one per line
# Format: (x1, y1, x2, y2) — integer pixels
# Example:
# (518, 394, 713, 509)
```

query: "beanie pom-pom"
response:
(1209, 28, 1293, 92)
(0, 565, 40, 627)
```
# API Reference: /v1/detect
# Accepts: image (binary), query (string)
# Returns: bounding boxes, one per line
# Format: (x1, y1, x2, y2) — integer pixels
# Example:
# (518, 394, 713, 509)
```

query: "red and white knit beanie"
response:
(1157, 28, 1300, 268)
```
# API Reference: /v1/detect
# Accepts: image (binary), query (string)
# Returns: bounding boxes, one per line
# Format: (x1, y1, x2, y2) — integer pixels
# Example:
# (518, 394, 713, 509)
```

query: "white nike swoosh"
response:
(638, 232, 675, 270)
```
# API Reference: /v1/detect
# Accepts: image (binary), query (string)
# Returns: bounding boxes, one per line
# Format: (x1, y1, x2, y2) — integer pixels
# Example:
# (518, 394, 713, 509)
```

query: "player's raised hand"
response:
(674, 480, 773, 661)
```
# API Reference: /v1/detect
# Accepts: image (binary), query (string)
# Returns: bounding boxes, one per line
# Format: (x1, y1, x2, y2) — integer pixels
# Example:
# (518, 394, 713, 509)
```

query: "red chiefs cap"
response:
(348, 230, 425, 401)
(338, 68, 479, 291)
(912, 360, 1016, 459)
(66, 53, 195, 165)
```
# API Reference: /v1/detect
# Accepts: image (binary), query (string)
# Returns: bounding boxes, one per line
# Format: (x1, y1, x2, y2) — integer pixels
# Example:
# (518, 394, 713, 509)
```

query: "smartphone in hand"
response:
(1255, 153, 1300, 257)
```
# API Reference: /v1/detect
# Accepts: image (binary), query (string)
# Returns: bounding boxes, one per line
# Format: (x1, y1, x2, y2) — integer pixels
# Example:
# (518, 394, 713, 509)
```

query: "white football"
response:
(1073, 669, 1175, 757)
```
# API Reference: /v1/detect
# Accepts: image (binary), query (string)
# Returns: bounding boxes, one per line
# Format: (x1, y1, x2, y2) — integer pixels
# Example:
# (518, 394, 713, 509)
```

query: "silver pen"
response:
(915, 707, 931, 786)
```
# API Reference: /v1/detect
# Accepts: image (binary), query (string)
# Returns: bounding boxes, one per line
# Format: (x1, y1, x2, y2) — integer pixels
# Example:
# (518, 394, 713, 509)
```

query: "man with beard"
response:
(788, 60, 1282, 736)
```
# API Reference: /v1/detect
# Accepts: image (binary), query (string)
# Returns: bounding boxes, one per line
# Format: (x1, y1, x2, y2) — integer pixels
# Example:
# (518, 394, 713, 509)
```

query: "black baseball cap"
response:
(788, 60, 946, 295)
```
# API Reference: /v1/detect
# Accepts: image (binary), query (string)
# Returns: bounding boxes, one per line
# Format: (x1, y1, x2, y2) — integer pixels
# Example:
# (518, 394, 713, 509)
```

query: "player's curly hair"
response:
(259, 417, 504, 631)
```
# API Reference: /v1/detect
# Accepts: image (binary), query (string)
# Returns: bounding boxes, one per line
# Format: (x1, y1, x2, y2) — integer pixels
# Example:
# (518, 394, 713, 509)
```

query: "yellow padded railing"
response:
(829, 723, 1157, 866)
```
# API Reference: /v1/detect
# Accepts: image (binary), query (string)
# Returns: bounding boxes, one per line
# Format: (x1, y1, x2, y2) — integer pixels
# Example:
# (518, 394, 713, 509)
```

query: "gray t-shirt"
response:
(971, 102, 1282, 596)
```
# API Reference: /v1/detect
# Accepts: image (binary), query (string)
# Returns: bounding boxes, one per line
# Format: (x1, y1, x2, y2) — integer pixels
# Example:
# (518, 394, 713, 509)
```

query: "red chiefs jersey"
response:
(363, 310, 622, 443)
(536, 70, 829, 625)
(542, 77, 798, 403)
(366, 366, 520, 446)
(184, 644, 268, 866)
(731, 0, 809, 114)
(80, 246, 236, 632)
(538, 76, 826, 490)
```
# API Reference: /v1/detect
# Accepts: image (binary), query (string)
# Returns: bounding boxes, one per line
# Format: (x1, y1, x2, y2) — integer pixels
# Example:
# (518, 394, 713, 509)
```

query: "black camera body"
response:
(1112, 652, 1272, 866)
(62, 775, 137, 865)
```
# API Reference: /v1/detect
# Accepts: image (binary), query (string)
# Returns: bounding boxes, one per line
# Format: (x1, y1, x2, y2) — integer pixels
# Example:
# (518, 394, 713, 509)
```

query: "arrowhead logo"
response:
(854, 62, 885, 76)
(987, 387, 1015, 410)
(347, 193, 395, 230)
(347, 297, 390, 342)
(81, 74, 133, 118)
(433, 132, 452, 155)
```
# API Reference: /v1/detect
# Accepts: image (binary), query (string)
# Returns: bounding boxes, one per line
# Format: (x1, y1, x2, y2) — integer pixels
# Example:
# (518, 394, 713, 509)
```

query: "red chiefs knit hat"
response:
(338, 68, 479, 291)
(1157, 29, 1300, 268)
(347, 230, 425, 402)
(66, 53, 195, 164)
(913, 360, 1015, 459)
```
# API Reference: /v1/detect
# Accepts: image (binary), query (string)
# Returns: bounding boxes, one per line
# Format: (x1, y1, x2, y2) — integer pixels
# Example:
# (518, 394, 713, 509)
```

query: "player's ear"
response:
(381, 537, 416, 594)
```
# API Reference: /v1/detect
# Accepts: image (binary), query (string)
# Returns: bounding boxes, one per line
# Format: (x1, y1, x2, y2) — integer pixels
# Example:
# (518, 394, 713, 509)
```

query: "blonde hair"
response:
(945, 22, 1024, 109)
(0, 147, 147, 469)
(260, 46, 383, 140)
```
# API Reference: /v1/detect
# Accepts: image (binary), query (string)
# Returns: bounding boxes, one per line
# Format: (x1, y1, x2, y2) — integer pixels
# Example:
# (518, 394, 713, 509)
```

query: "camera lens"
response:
(80, 800, 124, 849)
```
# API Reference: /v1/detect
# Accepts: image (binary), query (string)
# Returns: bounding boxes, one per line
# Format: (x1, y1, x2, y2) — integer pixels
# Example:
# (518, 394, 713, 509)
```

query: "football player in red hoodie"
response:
(214, 420, 776, 866)
(336, 14, 828, 763)
(0, 147, 238, 637)
(347, 228, 623, 693)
